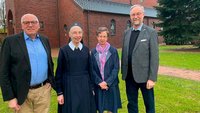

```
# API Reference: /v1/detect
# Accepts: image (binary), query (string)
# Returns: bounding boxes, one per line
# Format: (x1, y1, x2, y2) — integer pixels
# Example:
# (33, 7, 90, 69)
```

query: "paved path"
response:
(159, 66, 200, 81)
(51, 49, 200, 81)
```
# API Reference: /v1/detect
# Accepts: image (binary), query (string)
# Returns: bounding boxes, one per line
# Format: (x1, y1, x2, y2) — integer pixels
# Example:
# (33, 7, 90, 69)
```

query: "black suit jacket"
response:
(0, 32, 56, 105)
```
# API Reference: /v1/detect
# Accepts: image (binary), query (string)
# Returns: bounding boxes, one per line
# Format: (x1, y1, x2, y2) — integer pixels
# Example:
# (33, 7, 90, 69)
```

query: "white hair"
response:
(21, 14, 39, 24)
(130, 4, 145, 13)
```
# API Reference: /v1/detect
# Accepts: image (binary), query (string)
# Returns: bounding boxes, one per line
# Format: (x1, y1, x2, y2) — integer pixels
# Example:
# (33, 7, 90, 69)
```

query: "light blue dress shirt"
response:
(132, 23, 143, 31)
(24, 32, 48, 86)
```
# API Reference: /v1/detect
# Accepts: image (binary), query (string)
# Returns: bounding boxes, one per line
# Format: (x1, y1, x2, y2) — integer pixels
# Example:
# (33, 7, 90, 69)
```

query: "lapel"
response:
(94, 48, 112, 70)
(94, 50, 100, 70)
(16, 32, 31, 67)
(106, 49, 111, 62)
(133, 25, 147, 52)
(125, 29, 132, 55)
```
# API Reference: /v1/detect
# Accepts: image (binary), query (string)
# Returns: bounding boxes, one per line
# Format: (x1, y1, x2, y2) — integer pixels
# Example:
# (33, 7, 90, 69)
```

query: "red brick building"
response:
(5, 0, 159, 48)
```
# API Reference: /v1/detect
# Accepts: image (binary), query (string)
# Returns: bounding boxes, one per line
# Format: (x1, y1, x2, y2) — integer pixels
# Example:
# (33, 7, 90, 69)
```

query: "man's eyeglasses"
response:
(22, 21, 38, 25)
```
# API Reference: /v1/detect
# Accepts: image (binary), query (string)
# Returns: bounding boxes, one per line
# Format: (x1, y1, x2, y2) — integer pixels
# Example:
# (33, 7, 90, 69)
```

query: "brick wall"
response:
(5, 0, 14, 17)
(111, 0, 158, 8)
(58, 0, 87, 47)
(87, 12, 130, 49)
(5, 0, 15, 35)
(131, 0, 158, 8)
(87, 12, 160, 49)
(58, 0, 160, 49)
(6, 0, 160, 48)
(6, 0, 59, 48)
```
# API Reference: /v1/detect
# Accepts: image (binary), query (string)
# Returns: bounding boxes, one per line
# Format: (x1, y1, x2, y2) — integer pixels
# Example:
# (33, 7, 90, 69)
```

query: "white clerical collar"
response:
(69, 41, 83, 51)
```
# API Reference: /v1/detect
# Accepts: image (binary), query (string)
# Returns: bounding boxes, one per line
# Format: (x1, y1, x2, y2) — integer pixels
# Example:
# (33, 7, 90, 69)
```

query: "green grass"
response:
(1, 45, 200, 113)
(118, 45, 200, 71)
(159, 45, 200, 70)
(0, 28, 7, 33)
(1, 75, 199, 113)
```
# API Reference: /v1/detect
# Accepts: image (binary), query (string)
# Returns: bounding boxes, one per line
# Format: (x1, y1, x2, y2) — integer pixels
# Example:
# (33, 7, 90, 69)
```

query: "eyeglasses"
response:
(22, 21, 38, 25)
(131, 12, 142, 17)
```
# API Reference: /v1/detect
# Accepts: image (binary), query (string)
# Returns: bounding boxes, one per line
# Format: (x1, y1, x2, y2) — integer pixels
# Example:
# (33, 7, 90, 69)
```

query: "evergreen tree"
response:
(155, 0, 200, 47)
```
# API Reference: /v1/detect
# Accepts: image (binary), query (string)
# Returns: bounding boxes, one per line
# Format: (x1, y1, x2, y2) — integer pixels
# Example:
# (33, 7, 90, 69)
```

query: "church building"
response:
(5, 0, 159, 48)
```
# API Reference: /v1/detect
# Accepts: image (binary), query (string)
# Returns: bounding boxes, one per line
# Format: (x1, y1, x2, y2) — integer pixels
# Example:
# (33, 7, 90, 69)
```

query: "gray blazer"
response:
(121, 24, 159, 83)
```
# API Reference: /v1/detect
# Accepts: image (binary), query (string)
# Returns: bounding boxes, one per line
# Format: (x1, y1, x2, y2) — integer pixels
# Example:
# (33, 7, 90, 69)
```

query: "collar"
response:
(24, 32, 39, 41)
(132, 23, 143, 31)
(69, 41, 83, 51)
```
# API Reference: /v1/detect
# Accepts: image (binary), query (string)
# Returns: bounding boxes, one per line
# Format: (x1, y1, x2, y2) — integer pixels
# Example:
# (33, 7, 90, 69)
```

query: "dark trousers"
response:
(125, 73, 155, 113)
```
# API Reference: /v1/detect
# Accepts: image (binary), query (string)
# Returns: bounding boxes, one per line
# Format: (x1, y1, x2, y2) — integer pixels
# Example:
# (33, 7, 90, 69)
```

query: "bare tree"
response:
(0, 0, 6, 33)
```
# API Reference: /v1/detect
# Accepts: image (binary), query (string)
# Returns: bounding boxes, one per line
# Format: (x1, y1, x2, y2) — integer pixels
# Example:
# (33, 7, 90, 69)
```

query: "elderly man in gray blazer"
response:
(121, 4, 159, 113)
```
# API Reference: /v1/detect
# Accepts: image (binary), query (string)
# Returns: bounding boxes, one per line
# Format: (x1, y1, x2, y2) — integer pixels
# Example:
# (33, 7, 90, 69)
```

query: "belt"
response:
(29, 80, 48, 89)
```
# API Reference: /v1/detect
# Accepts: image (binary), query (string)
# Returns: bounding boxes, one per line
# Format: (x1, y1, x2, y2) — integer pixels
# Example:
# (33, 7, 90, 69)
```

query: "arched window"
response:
(64, 24, 68, 36)
(110, 19, 116, 36)
(127, 20, 131, 29)
(40, 21, 44, 28)
(64, 24, 67, 32)
(39, 21, 44, 31)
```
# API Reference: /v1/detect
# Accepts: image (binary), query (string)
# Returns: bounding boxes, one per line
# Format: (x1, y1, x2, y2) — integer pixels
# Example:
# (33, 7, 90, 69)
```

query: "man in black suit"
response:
(0, 14, 55, 113)
(121, 5, 159, 113)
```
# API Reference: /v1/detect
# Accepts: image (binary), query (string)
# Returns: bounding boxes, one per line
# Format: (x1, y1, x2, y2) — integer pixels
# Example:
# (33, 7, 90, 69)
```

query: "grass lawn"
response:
(118, 45, 200, 71)
(159, 45, 200, 71)
(0, 29, 6, 33)
(1, 75, 200, 113)
(0, 45, 200, 113)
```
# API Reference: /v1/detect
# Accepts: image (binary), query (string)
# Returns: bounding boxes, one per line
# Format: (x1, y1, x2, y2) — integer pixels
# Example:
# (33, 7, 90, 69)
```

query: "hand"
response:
(102, 81, 109, 90)
(46, 83, 51, 89)
(8, 98, 20, 111)
(57, 95, 64, 105)
(98, 81, 108, 90)
(146, 80, 155, 89)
